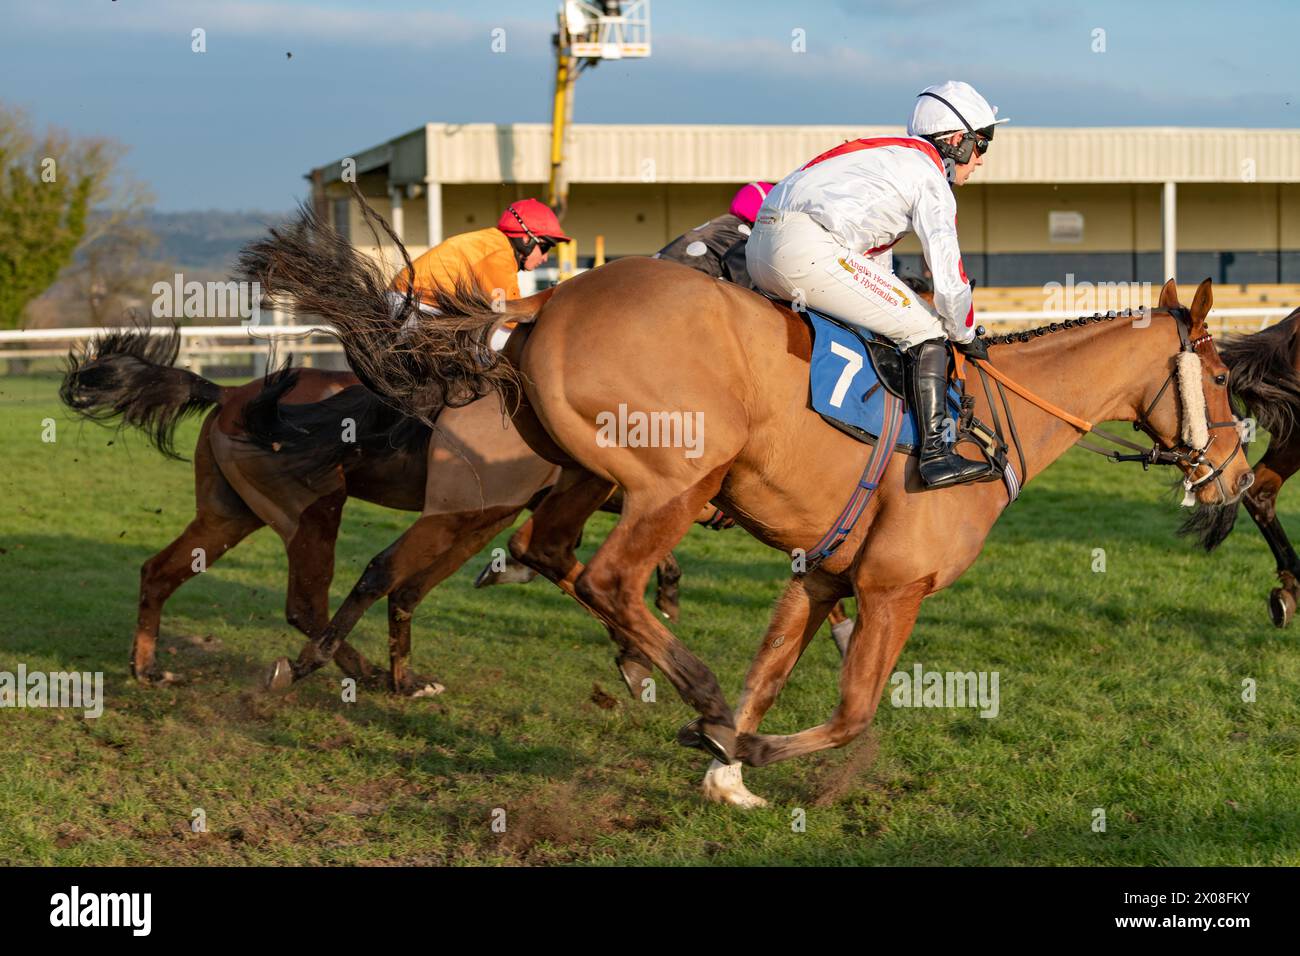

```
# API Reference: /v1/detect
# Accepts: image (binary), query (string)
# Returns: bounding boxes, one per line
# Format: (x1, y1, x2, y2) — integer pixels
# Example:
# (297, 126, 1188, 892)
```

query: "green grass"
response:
(1, 373, 1297, 865)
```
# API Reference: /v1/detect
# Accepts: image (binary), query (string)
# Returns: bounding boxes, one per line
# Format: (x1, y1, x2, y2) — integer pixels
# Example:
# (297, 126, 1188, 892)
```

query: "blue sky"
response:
(2, 0, 1296, 211)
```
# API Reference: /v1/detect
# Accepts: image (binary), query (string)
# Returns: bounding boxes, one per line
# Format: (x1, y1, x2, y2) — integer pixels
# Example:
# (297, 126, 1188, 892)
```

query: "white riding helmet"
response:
(908, 81, 1009, 138)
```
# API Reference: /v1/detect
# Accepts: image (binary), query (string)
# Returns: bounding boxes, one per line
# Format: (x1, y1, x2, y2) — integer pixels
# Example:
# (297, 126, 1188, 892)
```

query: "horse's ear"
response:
(1157, 279, 1179, 310)
(1190, 277, 1214, 328)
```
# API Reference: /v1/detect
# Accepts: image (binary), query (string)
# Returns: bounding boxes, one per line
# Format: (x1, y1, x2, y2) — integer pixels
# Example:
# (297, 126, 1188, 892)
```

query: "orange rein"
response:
(966, 356, 1095, 433)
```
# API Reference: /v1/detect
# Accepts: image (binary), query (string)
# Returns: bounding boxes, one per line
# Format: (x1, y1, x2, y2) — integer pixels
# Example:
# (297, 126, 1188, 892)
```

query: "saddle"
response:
(805, 310, 1019, 487)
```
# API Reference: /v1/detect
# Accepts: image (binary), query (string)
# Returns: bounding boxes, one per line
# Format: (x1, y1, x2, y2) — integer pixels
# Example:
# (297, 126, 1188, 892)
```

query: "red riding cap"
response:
(497, 198, 572, 243)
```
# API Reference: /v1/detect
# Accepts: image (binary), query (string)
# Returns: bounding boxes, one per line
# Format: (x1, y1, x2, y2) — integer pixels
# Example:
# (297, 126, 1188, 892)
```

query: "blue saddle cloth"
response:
(808, 311, 961, 452)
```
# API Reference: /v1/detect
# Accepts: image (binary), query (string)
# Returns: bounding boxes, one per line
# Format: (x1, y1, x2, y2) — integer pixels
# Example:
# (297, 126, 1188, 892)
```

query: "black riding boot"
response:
(908, 339, 992, 489)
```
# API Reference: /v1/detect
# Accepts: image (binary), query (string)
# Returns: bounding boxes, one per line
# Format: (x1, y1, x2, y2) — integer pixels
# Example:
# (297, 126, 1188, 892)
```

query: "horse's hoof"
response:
(265, 657, 296, 692)
(830, 618, 854, 658)
(1269, 587, 1295, 628)
(473, 559, 538, 588)
(398, 675, 446, 698)
(702, 759, 768, 808)
(676, 718, 734, 763)
(616, 656, 653, 699)
(133, 667, 181, 687)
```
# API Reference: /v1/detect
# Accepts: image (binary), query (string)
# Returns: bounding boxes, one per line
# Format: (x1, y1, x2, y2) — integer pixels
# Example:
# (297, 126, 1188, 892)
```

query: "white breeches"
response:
(745, 209, 946, 350)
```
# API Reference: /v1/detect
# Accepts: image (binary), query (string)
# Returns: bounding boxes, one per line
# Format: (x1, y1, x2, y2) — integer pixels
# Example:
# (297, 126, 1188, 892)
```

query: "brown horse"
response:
(240, 202, 1252, 806)
(60, 326, 689, 694)
(1181, 307, 1300, 625)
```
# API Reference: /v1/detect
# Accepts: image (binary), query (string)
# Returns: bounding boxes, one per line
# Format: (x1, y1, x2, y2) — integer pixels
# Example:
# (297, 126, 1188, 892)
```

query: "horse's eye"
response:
(1214, 373, 1228, 386)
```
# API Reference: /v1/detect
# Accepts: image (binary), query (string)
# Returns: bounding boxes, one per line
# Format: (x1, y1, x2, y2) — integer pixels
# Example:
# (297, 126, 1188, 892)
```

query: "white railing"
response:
(1, 307, 1293, 364)
(0, 324, 342, 362)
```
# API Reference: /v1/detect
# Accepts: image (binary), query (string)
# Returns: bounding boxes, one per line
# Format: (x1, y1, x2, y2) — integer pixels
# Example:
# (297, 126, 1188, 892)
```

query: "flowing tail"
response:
(60, 324, 224, 460)
(1218, 308, 1300, 441)
(235, 185, 520, 426)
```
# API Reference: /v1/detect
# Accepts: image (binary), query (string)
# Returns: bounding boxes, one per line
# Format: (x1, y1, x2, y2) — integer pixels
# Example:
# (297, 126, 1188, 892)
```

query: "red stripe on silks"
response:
(866, 236, 902, 257)
(800, 137, 945, 175)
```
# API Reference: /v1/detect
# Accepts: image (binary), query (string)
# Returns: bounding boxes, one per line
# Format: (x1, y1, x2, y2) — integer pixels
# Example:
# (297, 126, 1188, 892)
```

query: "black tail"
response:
(238, 363, 431, 487)
(1219, 309, 1300, 440)
(60, 324, 224, 460)
(235, 183, 522, 426)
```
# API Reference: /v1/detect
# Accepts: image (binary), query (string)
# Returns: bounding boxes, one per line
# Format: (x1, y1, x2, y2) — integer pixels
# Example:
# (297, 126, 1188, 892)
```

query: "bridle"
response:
(1074, 306, 1245, 502)
(967, 306, 1246, 504)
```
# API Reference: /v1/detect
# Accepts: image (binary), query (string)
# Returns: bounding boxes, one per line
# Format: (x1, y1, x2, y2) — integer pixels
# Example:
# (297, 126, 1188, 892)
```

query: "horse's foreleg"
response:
(702, 571, 844, 807)
(384, 508, 523, 696)
(1245, 448, 1300, 625)
(736, 579, 928, 769)
(283, 490, 379, 681)
(271, 513, 459, 689)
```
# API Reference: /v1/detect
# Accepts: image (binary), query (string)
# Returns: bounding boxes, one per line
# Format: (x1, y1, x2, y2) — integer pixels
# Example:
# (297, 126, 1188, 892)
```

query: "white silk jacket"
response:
(762, 136, 975, 341)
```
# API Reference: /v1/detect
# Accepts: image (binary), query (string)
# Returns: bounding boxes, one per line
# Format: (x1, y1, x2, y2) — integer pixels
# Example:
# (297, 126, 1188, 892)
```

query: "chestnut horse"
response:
(240, 201, 1253, 805)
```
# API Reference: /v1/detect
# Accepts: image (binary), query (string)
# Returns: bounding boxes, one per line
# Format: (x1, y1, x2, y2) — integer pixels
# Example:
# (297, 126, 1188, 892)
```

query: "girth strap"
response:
(803, 390, 905, 573)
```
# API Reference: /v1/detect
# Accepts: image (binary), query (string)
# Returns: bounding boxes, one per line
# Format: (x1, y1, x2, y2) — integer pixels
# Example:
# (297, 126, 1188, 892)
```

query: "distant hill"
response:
(142, 209, 293, 276)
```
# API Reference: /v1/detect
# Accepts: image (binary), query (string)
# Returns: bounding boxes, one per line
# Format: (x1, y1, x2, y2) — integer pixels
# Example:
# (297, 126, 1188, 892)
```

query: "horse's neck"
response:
(985, 317, 1171, 484)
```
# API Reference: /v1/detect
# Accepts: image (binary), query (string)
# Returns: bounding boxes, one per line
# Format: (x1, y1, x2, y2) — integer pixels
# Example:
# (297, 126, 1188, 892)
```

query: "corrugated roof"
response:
(315, 123, 1300, 187)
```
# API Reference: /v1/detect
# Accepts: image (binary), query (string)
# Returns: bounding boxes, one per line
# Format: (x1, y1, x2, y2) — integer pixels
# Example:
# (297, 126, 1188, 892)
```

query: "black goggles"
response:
(973, 126, 994, 156)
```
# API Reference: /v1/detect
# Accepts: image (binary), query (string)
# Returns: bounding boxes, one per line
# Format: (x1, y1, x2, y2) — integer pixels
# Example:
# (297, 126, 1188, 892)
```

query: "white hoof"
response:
(409, 681, 445, 699)
(702, 759, 768, 808)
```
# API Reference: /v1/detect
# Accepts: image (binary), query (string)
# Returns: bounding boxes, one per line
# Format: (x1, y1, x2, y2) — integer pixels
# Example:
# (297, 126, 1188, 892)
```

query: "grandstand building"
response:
(309, 123, 1300, 310)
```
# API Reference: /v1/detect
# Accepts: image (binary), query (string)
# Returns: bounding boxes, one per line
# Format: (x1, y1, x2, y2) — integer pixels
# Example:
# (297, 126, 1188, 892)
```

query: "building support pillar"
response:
(425, 178, 442, 248)
(1161, 181, 1177, 283)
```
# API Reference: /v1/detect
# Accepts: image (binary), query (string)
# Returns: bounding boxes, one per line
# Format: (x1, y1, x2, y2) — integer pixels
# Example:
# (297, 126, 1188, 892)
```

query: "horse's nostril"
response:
(1238, 472, 1255, 492)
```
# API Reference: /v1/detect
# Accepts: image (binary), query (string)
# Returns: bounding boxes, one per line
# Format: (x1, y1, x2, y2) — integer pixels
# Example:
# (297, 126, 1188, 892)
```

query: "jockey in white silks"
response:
(747, 80, 1009, 489)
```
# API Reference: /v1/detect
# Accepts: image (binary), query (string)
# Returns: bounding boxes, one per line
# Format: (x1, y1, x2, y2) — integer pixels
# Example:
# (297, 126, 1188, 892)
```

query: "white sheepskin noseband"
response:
(1176, 350, 1210, 450)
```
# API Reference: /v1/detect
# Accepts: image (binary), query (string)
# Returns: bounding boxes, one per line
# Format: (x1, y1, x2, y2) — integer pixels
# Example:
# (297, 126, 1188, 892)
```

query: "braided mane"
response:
(985, 308, 1149, 346)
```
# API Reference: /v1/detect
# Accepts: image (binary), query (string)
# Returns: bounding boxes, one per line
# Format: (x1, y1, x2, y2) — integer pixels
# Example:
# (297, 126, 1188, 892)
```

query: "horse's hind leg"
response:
(283, 489, 381, 681)
(569, 474, 738, 761)
(134, 508, 263, 682)
(736, 578, 928, 769)
(702, 571, 845, 806)
(507, 470, 659, 697)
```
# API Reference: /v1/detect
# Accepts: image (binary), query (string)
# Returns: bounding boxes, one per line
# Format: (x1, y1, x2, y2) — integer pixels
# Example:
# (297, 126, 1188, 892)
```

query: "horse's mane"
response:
(984, 309, 1141, 346)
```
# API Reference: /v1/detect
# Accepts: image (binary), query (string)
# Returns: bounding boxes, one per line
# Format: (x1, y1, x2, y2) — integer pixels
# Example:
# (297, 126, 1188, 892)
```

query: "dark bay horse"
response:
(61, 327, 427, 688)
(240, 201, 1252, 806)
(1182, 307, 1300, 624)
(61, 326, 690, 694)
